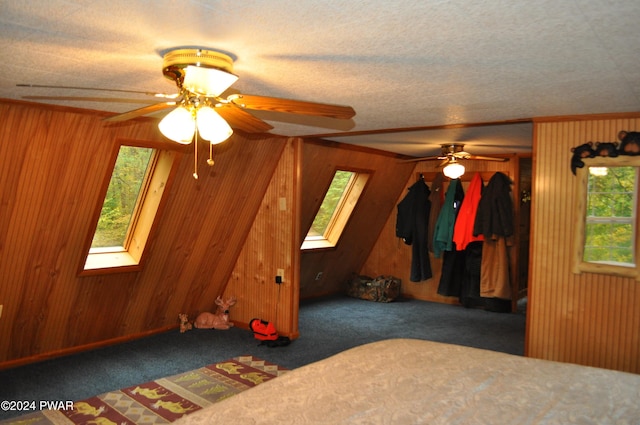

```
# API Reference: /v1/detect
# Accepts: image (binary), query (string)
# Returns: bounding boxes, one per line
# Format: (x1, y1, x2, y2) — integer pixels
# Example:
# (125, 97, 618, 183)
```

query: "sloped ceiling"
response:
(1, 0, 639, 157)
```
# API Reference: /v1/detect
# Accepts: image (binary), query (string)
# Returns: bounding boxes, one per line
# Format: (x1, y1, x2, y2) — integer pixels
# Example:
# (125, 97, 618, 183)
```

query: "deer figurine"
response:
(194, 296, 237, 330)
(178, 313, 193, 333)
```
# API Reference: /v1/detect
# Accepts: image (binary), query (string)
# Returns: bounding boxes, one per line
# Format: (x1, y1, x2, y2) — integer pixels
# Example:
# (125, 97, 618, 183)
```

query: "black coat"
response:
(473, 172, 514, 238)
(396, 178, 433, 282)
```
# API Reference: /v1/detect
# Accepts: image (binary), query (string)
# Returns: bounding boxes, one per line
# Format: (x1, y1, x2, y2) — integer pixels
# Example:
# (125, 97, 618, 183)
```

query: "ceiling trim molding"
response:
(532, 111, 640, 123)
(298, 118, 533, 139)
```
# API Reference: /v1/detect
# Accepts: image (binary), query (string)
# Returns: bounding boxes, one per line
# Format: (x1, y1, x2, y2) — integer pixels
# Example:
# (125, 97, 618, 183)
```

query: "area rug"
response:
(1, 355, 287, 425)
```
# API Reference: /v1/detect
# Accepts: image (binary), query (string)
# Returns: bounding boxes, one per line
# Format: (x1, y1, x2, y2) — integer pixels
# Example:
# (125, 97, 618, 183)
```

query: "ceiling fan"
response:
(18, 48, 356, 177)
(402, 144, 509, 179)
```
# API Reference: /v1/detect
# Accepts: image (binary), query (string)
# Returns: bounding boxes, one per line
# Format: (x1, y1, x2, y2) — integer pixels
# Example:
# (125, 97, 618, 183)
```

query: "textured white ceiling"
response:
(1, 0, 639, 157)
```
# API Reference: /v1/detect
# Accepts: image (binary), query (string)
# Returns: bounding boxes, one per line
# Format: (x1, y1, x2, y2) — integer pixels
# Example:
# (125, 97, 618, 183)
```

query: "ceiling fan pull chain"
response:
(193, 130, 199, 179)
(207, 143, 215, 167)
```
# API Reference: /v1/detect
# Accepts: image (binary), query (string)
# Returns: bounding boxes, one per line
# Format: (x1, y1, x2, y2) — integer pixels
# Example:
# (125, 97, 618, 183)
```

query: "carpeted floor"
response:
(0, 295, 526, 421)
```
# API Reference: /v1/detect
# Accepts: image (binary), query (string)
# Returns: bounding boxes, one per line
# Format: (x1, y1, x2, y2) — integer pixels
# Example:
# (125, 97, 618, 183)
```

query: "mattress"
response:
(174, 338, 640, 424)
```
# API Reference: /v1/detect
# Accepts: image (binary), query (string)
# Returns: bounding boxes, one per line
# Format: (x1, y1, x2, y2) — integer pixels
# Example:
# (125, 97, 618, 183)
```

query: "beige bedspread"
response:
(174, 338, 640, 424)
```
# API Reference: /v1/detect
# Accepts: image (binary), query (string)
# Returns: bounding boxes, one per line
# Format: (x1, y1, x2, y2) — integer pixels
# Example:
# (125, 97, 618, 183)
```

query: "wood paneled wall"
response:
(224, 138, 300, 338)
(361, 156, 518, 304)
(528, 114, 640, 372)
(299, 140, 415, 299)
(0, 100, 296, 366)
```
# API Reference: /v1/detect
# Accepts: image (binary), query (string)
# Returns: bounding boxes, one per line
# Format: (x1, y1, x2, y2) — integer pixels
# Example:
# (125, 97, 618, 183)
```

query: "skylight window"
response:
(302, 169, 369, 250)
(80, 141, 179, 275)
(90, 146, 154, 253)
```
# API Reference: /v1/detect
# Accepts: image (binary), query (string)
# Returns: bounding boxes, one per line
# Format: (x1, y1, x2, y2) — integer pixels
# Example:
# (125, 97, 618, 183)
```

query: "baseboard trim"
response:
(0, 325, 176, 371)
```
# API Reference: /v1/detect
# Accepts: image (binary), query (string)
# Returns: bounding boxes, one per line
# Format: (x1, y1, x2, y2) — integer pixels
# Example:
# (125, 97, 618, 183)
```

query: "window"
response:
(80, 141, 179, 275)
(573, 157, 640, 279)
(302, 169, 370, 250)
(90, 146, 154, 252)
(584, 166, 637, 265)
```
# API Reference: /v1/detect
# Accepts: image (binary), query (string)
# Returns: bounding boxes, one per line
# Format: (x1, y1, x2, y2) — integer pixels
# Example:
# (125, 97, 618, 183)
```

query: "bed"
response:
(174, 338, 640, 424)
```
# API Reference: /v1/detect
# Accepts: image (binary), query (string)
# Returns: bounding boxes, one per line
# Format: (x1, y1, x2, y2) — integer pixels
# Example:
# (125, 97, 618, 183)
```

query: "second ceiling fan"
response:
(403, 144, 509, 179)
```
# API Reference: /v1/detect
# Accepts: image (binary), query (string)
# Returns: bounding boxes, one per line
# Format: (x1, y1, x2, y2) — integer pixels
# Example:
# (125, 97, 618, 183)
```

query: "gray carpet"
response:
(0, 295, 526, 421)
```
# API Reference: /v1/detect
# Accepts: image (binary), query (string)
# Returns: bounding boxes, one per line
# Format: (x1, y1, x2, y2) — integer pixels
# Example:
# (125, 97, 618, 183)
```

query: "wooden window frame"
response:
(78, 139, 181, 276)
(573, 156, 640, 280)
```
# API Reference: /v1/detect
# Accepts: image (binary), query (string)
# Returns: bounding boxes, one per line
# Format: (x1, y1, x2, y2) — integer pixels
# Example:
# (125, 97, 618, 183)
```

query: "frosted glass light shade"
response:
(443, 162, 465, 179)
(183, 65, 239, 97)
(158, 106, 196, 144)
(196, 106, 233, 144)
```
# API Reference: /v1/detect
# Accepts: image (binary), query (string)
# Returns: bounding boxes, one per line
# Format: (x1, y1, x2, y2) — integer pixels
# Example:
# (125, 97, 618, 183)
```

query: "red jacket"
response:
(453, 173, 484, 250)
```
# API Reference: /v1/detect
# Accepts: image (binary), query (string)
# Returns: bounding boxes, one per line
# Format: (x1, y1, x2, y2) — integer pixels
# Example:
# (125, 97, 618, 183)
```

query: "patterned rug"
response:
(2, 355, 287, 425)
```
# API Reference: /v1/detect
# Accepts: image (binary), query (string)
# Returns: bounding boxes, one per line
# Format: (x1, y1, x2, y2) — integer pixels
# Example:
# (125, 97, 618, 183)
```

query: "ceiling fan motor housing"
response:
(441, 144, 465, 156)
(162, 48, 236, 87)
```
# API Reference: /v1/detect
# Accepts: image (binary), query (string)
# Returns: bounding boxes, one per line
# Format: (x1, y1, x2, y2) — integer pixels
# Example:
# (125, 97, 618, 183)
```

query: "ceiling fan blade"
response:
(228, 94, 356, 120)
(103, 102, 177, 122)
(17, 83, 177, 98)
(453, 151, 472, 158)
(437, 158, 450, 168)
(247, 109, 356, 131)
(399, 156, 446, 163)
(465, 155, 510, 162)
(215, 104, 274, 133)
(22, 95, 162, 104)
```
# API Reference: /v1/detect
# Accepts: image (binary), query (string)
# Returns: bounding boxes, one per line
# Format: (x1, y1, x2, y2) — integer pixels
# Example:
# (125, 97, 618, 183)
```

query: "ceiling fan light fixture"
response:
(196, 106, 233, 144)
(158, 105, 196, 144)
(162, 48, 239, 96)
(442, 161, 465, 179)
(183, 65, 239, 97)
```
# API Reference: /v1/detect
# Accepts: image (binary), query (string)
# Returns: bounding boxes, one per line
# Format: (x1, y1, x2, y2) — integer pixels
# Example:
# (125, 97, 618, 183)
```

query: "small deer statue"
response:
(194, 296, 237, 330)
(178, 313, 193, 333)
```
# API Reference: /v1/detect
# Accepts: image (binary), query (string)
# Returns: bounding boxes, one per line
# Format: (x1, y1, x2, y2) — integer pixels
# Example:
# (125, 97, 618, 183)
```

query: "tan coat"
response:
(480, 237, 512, 300)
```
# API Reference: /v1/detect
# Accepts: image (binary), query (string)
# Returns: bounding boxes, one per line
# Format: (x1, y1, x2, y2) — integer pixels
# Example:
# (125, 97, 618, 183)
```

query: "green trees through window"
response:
(91, 146, 154, 250)
(308, 170, 354, 238)
(584, 166, 637, 265)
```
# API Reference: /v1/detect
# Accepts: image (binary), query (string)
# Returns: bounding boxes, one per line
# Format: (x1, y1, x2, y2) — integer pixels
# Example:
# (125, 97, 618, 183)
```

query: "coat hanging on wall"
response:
(453, 173, 484, 251)
(473, 172, 514, 239)
(473, 172, 514, 307)
(432, 179, 464, 258)
(434, 178, 465, 299)
(396, 176, 433, 282)
(440, 173, 486, 307)
(427, 173, 444, 253)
